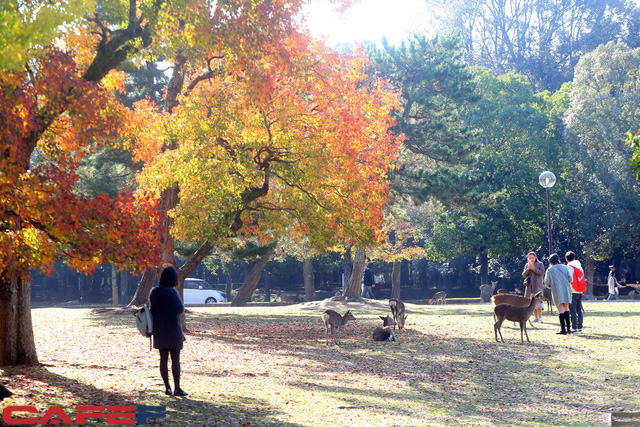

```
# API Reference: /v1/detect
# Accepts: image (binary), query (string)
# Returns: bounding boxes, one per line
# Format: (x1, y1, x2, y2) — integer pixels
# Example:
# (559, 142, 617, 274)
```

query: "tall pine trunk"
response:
(344, 248, 366, 298)
(478, 252, 489, 286)
(231, 246, 276, 306)
(303, 258, 315, 302)
(391, 260, 402, 300)
(0, 272, 38, 365)
(111, 264, 119, 307)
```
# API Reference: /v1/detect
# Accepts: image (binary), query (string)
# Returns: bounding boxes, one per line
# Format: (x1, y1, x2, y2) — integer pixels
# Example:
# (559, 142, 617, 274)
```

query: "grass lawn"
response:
(1, 299, 639, 426)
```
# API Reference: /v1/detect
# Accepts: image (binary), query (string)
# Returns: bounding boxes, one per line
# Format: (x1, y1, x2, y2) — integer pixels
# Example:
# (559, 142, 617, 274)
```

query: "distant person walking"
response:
(606, 265, 620, 300)
(565, 251, 584, 334)
(523, 252, 545, 322)
(362, 262, 376, 299)
(150, 265, 188, 396)
(544, 253, 573, 334)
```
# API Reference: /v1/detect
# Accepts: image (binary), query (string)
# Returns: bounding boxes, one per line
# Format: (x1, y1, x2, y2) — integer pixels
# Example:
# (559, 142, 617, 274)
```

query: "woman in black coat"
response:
(150, 266, 187, 396)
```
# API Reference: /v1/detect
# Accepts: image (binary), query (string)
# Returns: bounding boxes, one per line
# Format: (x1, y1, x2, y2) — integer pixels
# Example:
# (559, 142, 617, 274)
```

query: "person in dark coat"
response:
(361, 262, 376, 299)
(150, 266, 187, 396)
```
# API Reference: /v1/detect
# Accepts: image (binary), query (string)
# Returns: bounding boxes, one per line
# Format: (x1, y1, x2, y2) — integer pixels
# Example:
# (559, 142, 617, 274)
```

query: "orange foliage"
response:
(132, 36, 402, 249)
(0, 48, 163, 278)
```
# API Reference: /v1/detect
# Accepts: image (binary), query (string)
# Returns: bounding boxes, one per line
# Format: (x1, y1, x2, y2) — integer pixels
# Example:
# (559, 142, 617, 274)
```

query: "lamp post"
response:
(539, 171, 556, 256)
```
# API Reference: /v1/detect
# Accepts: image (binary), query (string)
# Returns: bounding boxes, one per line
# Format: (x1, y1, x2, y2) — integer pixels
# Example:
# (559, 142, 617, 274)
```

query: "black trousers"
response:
(569, 293, 583, 329)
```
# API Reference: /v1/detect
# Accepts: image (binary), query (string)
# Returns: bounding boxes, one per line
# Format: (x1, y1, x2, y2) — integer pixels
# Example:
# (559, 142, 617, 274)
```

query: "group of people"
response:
(524, 251, 623, 335)
(523, 251, 585, 335)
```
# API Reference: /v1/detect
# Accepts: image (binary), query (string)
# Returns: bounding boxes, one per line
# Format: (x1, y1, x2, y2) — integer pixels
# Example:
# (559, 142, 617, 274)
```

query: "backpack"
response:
(568, 265, 587, 292)
(134, 305, 153, 350)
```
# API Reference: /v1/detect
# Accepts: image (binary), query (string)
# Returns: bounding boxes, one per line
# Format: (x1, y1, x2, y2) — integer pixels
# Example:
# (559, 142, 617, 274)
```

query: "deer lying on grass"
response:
(491, 293, 536, 328)
(494, 292, 543, 343)
(428, 291, 447, 305)
(389, 298, 407, 329)
(321, 310, 355, 346)
(279, 293, 298, 304)
(496, 288, 509, 294)
(373, 316, 396, 341)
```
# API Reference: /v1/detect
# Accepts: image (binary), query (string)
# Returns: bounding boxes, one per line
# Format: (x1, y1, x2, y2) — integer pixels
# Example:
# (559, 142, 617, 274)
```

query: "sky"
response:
(304, 0, 435, 47)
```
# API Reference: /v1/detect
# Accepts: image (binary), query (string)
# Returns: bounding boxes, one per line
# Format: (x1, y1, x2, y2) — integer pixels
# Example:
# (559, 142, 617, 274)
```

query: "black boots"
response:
(557, 312, 572, 335)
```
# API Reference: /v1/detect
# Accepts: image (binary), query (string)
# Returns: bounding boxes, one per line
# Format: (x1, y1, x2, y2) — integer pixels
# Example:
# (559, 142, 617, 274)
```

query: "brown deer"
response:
(279, 293, 298, 304)
(491, 293, 535, 327)
(389, 298, 407, 329)
(428, 291, 447, 305)
(494, 292, 543, 343)
(496, 288, 509, 294)
(321, 310, 355, 346)
(480, 281, 498, 302)
(542, 287, 554, 313)
(373, 316, 396, 341)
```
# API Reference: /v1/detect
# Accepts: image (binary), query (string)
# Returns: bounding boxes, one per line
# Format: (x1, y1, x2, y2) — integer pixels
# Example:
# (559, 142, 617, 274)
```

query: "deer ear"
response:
(380, 316, 386, 321)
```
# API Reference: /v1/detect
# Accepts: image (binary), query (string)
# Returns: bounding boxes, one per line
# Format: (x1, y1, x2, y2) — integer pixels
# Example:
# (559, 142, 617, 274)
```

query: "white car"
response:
(183, 278, 227, 304)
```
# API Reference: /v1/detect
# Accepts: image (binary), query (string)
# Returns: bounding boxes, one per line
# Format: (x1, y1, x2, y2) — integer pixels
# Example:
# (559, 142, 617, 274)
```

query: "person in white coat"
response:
(606, 265, 620, 301)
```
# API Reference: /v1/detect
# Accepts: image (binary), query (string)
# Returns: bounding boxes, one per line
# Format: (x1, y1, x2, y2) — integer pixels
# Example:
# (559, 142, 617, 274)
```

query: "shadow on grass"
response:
(0, 365, 298, 426)
(85, 305, 636, 425)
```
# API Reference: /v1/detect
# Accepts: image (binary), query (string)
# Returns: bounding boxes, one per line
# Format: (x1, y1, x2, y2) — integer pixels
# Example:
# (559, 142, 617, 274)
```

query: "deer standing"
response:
(373, 316, 396, 341)
(321, 310, 355, 346)
(480, 281, 498, 302)
(494, 292, 543, 343)
(542, 287, 554, 313)
(428, 291, 447, 305)
(389, 298, 407, 329)
(491, 293, 535, 327)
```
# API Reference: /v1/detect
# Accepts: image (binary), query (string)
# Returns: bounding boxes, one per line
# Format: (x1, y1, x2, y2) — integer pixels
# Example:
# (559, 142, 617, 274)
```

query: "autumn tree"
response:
(0, 48, 163, 364)
(0, 0, 91, 71)
(129, 34, 402, 305)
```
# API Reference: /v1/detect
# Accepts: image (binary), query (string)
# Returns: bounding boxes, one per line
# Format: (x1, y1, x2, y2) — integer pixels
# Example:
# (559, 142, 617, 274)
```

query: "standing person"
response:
(150, 265, 188, 396)
(523, 252, 545, 322)
(544, 253, 573, 334)
(565, 251, 584, 334)
(606, 265, 620, 300)
(361, 262, 376, 299)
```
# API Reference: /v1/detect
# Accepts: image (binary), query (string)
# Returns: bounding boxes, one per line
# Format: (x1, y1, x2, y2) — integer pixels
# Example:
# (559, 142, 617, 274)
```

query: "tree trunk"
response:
(344, 248, 366, 298)
(231, 246, 276, 306)
(111, 264, 119, 307)
(128, 268, 157, 307)
(120, 271, 129, 301)
(0, 272, 39, 365)
(342, 246, 353, 290)
(391, 260, 402, 300)
(263, 269, 271, 302)
(225, 273, 233, 301)
(127, 185, 180, 307)
(584, 250, 596, 296)
(478, 252, 489, 286)
(303, 258, 315, 302)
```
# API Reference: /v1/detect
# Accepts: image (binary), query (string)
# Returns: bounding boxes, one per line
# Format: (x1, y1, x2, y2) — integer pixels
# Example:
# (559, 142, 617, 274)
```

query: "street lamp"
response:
(538, 171, 556, 256)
